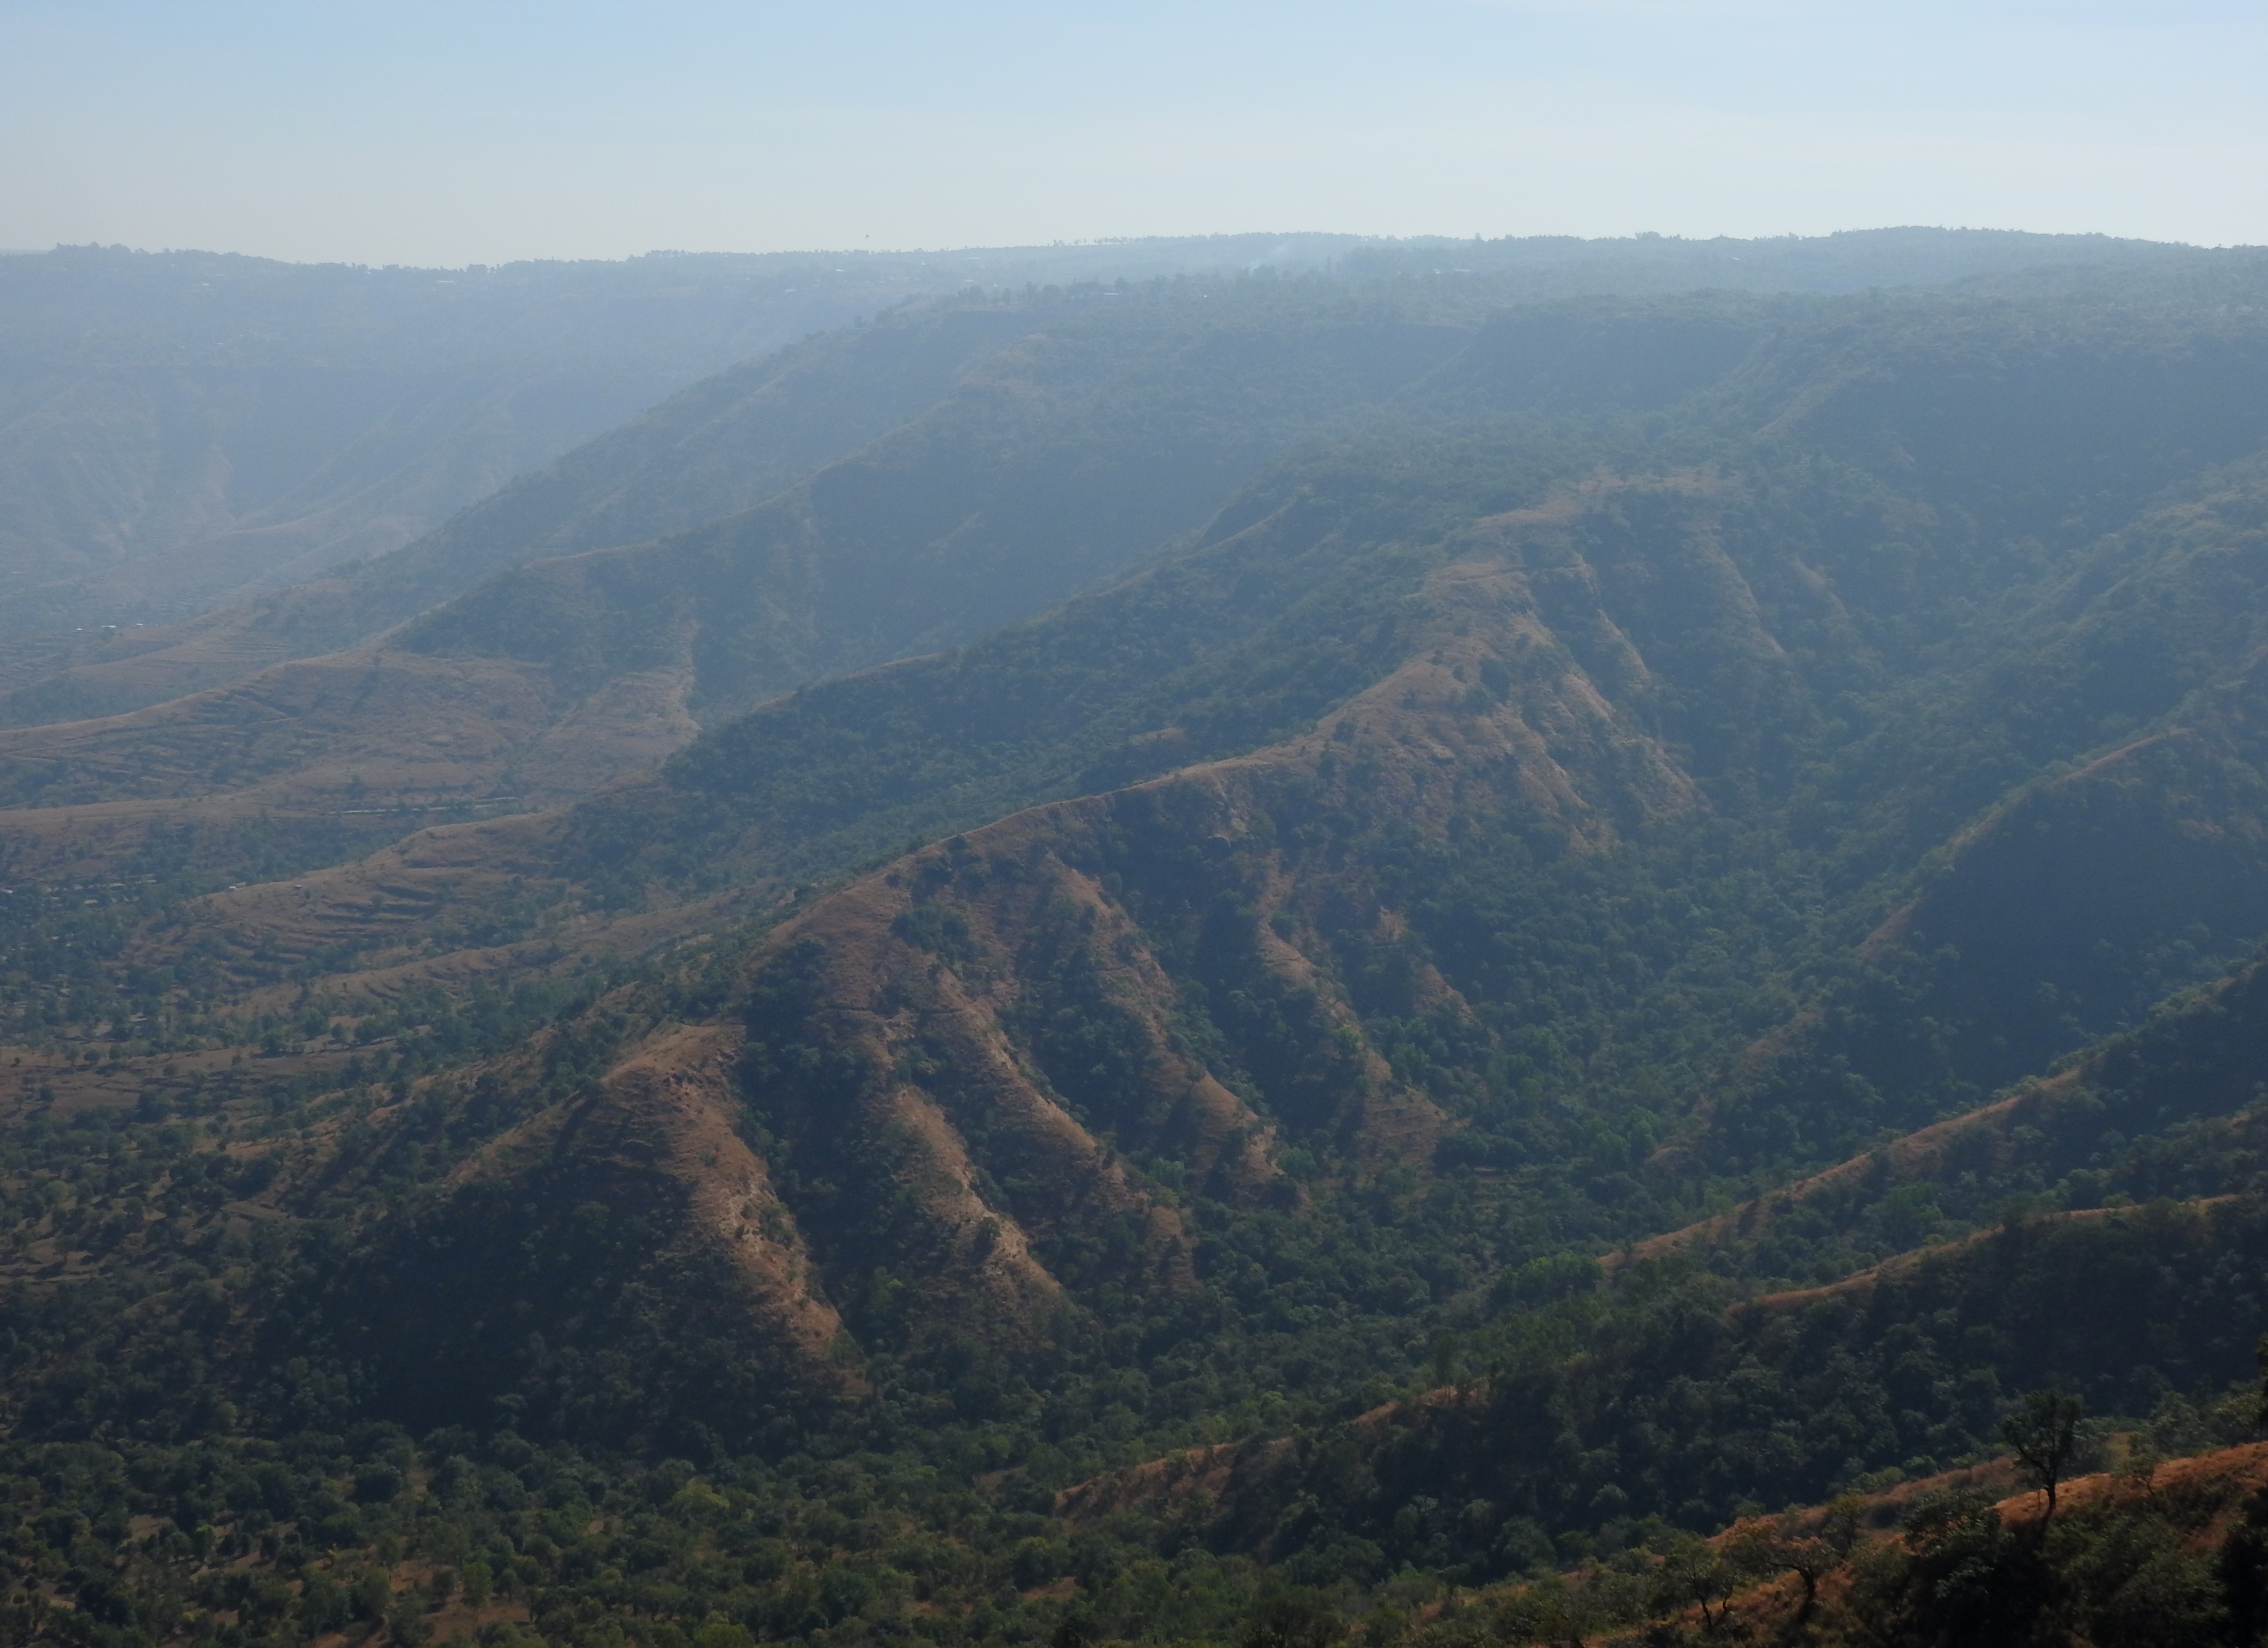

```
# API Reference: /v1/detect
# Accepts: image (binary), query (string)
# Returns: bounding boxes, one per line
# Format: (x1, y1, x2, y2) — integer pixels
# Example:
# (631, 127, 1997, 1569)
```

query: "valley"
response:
(2, 231, 2268, 1648)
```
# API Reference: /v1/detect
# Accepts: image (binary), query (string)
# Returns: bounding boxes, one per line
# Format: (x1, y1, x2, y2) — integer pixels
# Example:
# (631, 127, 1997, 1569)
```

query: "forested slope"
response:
(0, 284, 1493, 883)
(0, 246, 981, 638)
(3, 248, 2268, 1648)
(0, 298, 1087, 728)
(0, 237, 1498, 647)
(0, 228, 2206, 729)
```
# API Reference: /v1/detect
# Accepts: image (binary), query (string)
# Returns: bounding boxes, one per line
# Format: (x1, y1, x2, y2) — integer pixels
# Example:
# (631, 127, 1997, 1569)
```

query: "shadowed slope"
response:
(328, 1019, 864, 1449)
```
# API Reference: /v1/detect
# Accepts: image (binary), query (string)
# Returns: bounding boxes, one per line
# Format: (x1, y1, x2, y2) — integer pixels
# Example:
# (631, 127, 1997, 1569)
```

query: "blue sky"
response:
(3, 1, 2263, 265)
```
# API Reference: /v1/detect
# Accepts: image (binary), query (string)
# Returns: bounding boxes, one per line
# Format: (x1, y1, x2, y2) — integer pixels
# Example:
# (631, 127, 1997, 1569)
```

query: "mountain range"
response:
(1, 228, 2266, 1648)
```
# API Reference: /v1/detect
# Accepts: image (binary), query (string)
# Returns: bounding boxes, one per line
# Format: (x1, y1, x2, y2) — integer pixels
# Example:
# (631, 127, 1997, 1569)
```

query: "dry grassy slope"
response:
(305, 1004, 870, 1444)
(339, 492, 1721, 1377)
(670, 516, 1701, 1339)
(0, 472, 1837, 1410)
(0, 580, 446, 731)
(0, 871, 757, 1133)
(1685, 1441, 2268, 1641)
(445, 1021, 859, 1395)
(141, 478, 1700, 987)
(0, 1036, 374, 1125)
(53, 476, 1627, 908)
(125, 811, 574, 977)
(0, 642, 701, 879)
(0, 322, 1432, 873)
(139, 842, 758, 1020)
(745, 840, 1216, 1342)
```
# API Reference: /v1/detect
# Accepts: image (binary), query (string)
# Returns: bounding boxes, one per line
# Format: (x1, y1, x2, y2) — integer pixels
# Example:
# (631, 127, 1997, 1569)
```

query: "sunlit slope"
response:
(335, 434, 2268, 1451)
(373, 265, 2268, 1438)
(0, 281, 1783, 888)
(51, 262, 2268, 1067)
(15, 257, 2268, 1496)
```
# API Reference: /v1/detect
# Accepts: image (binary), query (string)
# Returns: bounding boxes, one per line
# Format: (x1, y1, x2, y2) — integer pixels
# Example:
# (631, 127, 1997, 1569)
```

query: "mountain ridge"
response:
(7, 246, 2268, 1648)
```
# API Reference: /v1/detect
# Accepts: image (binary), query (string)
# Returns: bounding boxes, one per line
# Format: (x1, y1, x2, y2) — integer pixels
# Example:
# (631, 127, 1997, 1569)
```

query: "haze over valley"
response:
(0, 217, 2264, 1646)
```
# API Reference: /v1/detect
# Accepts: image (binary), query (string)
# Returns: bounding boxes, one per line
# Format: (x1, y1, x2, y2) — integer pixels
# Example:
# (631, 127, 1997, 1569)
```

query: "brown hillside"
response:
(447, 1020, 857, 1393)
(624, 492, 1717, 1360)
(0, 643, 699, 878)
(0, 599, 340, 728)
(326, 479, 1731, 1388)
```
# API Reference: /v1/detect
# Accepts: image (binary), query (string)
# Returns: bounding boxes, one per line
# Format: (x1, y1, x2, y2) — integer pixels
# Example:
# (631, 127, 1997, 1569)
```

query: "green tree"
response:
(2253, 1331, 2268, 1427)
(1243, 1594, 1345, 1648)
(2004, 1388, 2086, 1525)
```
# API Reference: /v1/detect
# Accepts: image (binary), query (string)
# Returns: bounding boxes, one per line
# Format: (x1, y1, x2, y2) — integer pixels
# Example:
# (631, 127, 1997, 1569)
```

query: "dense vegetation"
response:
(11, 244, 2268, 1648)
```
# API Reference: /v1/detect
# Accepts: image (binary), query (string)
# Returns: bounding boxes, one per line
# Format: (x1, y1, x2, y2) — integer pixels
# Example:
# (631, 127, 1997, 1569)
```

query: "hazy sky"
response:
(4, 0, 2263, 266)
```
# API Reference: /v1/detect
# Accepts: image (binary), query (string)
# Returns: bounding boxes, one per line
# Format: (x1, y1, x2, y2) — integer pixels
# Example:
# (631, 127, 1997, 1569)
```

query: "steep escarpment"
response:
(558, 494, 1724, 1369)
(0, 288, 1492, 884)
(19, 260, 2268, 1648)
(327, 1021, 861, 1452)
(327, 474, 1750, 1431)
(353, 492, 1690, 1389)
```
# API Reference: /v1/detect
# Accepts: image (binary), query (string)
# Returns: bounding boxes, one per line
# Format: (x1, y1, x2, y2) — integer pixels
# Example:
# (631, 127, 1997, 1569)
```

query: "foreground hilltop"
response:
(3, 242, 2268, 1647)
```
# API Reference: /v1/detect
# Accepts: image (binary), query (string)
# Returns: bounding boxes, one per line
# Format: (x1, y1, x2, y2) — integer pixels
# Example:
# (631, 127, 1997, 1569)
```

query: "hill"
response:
(11, 236, 1570, 639)
(0, 246, 977, 636)
(0, 277, 1498, 879)
(3, 245, 2268, 1648)
(0, 228, 2210, 729)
